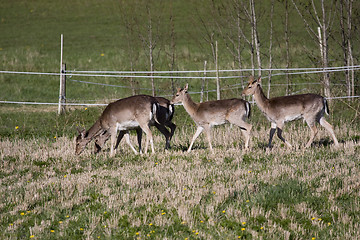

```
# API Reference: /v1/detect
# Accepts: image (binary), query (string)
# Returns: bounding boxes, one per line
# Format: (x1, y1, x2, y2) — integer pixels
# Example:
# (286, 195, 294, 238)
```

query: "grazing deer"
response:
(242, 76, 339, 148)
(171, 84, 252, 152)
(75, 95, 159, 156)
(93, 97, 176, 153)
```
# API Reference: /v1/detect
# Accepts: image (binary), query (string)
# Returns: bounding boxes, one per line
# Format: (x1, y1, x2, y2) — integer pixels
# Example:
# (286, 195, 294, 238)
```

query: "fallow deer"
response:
(171, 84, 252, 152)
(242, 76, 339, 148)
(93, 96, 176, 153)
(75, 95, 159, 156)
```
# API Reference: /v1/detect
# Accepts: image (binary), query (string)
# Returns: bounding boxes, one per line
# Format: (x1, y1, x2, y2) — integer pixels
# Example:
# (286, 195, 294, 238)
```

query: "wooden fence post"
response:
(58, 63, 66, 114)
(215, 41, 220, 100)
(200, 60, 207, 103)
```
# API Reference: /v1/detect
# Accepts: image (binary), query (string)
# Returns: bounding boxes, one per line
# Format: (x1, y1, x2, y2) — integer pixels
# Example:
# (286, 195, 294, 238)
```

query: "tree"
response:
(291, 0, 337, 99)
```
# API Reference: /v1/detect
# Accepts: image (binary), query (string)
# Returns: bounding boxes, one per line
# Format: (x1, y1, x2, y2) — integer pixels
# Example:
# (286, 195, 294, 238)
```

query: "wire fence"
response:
(0, 65, 359, 107)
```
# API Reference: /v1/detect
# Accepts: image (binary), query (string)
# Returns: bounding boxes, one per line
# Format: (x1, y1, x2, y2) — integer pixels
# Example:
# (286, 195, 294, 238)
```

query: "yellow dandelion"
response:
(246, 200, 250, 203)
(30, 235, 35, 238)
(312, 238, 316, 240)
(242, 221, 246, 225)
(161, 212, 166, 215)
(184, 188, 187, 190)
(222, 210, 226, 213)
(85, 107, 88, 110)
(9, 223, 13, 226)
(136, 232, 140, 235)
(66, 215, 70, 218)
(50, 230, 55, 233)
(192, 230, 196, 233)
(20, 212, 25, 216)
(155, 162, 158, 165)
(104, 225, 107, 228)
(54, 136, 56, 139)
(328, 222, 331, 226)
(97, 237, 100, 239)
(15, 126, 19, 129)
(104, 211, 107, 214)
(80, 228, 84, 231)
(195, 232, 199, 235)
(181, 221, 186, 224)
(200, 220, 204, 223)
(149, 223, 153, 226)
(318, 218, 322, 221)
(248, 170, 252, 173)
(27, 211, 31, 213)
(241, 227, 246, 231)
(260, 226, 264, 230)
(59, 221, 63, 224)
(311, 217, 316, 220)
(100, 53, 105, 57)
(213, 191, 216, 194)
(238, 236, 241, 239)
(64, 175, 67, 178)
(185, 238, 188, 240)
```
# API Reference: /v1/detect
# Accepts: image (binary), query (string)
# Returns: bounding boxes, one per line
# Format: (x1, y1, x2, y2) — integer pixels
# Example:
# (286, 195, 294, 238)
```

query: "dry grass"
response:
(1, 123, 359, 239)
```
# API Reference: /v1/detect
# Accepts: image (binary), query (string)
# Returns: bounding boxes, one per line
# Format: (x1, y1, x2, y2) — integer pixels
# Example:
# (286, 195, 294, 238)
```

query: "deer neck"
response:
(182, 93, 199, 117)
(86, 120, 103, 141)
(253, 85, 270, 112)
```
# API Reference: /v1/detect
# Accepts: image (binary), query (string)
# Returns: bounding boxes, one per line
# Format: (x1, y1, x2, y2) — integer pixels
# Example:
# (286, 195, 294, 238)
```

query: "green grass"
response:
(1, 101, 360, 239)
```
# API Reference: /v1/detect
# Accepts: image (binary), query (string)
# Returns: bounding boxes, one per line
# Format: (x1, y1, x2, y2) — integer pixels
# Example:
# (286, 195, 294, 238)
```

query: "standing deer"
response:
(93, 97, 176, 153)
(171, 84, 252, 152)
(75, 95, 159, 156)
(242, 76, 339, 148)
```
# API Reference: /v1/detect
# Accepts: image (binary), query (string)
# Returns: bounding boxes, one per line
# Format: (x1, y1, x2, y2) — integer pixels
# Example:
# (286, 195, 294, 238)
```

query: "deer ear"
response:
(257, 76, 262, 83)
(184, 83, 188, 91)
(248, 76, 254, 83)
(176, 87, 181, 92)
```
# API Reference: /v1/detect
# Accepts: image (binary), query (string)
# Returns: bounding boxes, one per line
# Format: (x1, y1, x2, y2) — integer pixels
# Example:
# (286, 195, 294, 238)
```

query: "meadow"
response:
(1, 102, 360, 239)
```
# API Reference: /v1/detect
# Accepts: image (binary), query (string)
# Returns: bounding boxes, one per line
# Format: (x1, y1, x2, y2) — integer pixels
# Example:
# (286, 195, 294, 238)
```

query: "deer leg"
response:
(165, 121, 177, 141)
(268, 122, 277, 148)
(319, 117, 339, 146)
(203, 125, 213, 152)
(188, 126, 204, 153)
(276, 127, 292, 148)
(140, 124, 154, 154)
(154, 123, 171, 149)
(109, 127, 118, 157)
(114, 130, 126, 150)
(228, 116, 252, 149)
(305, 122, 318, 148)
(123, 132, 138, 154)
(240, 122, 252, 149)
(135, 128, 143, 154)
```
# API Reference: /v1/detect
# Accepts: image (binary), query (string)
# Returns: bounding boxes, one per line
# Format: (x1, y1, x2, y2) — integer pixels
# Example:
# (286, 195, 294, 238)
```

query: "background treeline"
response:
(0, 0, 358, 102)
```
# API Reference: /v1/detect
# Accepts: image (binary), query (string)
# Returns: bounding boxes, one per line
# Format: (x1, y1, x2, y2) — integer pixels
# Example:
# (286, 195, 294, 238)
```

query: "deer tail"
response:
(245, 101, 251, 119)
(152, 102, 161, 124)
(323, 98, 330, 115)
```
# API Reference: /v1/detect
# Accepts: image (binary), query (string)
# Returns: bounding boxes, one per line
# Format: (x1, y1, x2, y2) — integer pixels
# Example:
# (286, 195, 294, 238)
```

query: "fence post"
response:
(215, 41, 220, 100)
(200, 60, 207, 103)
(58, 63, 66, 114)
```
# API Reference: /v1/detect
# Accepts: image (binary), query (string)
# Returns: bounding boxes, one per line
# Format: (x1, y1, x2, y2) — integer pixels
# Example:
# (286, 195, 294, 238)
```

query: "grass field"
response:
(1, 102, 360, 239)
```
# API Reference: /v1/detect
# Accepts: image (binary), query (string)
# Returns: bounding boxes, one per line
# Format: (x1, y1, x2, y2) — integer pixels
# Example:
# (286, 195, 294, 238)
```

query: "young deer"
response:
(75, 95, 159, 156)
(93, 97, 176, 153)
(242, 76, 339, 148)
(171, 84, 252, 152)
